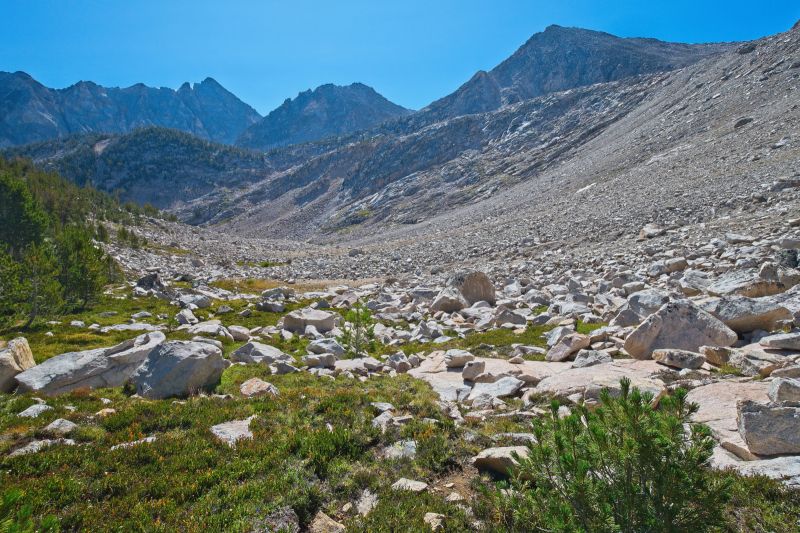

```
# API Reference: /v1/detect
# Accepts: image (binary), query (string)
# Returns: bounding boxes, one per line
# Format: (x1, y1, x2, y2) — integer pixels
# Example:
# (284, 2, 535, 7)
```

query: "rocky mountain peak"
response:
(417, 25, 729, 123)
(236, 82, 410, 150)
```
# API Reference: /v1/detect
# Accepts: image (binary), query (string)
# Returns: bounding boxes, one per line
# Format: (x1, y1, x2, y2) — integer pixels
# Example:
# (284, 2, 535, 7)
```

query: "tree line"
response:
(0, 157, 124, 328)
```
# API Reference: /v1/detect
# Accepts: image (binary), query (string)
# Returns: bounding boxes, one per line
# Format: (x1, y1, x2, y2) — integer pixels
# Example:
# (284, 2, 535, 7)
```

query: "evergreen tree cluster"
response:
(0, 157, 122, 328)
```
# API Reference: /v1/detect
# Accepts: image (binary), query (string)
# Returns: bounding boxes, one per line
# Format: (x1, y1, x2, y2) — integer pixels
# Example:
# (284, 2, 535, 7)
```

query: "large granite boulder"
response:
(738, 401, 800, 455)
(467, 376, 524, 401)
(610, 290, 669, 327)
(447, 271, 496, 306)
(698, 296, 792, 334)
(283, 309, 336, 333)
(706, 267, 794, 298)
(760, 332, 800, 351)
(444, 349, 475, 368)
(430, 287, 469, 313)
(472, 446, 529, 476)
(132, 341, 230, 399)
(15, 332, 165, 396)
(230, 342, 291, 364)
(687, 381, 770, 461)
(652, 349, 705, 369)
(0, 338, 35, 392)
(624, 300, 737, 359)
(546, 334, 590, 362)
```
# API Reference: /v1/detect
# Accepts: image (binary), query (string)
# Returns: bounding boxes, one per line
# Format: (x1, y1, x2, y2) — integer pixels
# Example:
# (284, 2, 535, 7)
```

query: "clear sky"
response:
(3, 0, 799, 114)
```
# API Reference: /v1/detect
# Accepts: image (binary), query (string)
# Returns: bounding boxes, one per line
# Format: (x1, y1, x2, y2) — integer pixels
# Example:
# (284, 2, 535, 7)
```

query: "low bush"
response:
(490, 378, 731, 532)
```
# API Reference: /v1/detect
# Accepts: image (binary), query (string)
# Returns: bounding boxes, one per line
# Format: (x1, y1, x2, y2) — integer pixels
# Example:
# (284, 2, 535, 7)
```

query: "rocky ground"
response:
(5, 194, 800, 490)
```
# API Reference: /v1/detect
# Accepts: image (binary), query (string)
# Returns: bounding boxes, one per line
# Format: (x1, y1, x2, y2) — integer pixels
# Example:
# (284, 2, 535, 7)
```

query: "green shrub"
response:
(0, 489, 59, 532)
(337, 302, 376, 357)
(493, 378, 731, 532)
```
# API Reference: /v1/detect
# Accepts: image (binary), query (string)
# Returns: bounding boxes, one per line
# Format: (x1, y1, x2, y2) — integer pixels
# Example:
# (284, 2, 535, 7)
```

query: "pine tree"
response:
(57, 226, 108, 310)
(20, 243, 62, 329)
(0, 248, 23, 327)
(0, 172, 48, 259)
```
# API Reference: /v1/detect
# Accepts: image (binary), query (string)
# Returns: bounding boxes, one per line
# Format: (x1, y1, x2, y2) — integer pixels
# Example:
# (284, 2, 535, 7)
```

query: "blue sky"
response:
(3, 0, 799, 114)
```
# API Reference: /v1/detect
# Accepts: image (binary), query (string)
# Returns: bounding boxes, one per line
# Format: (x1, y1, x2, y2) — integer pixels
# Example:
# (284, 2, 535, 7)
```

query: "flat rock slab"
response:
(408, 353, 569, 402)
(467, 376, 524, 401)
(211, 416, 256, 447)
(16, 332, 165, 396)
(9, 438, 75, 457)
(18, 404, 53, 418)
(534, 359, 662, 400)
(111, 436, 157, 450)
(711, 447, 800, 489)
(334, 357, 383, 375)
(685, 381, 770, 460)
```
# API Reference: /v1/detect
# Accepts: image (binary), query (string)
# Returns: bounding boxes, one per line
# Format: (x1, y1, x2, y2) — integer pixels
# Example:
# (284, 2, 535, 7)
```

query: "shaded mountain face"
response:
(2, 127, 274, 211)
(416, 25, 728, 123)
(0, 73, 261, 147)
(236, 83, 411, 150)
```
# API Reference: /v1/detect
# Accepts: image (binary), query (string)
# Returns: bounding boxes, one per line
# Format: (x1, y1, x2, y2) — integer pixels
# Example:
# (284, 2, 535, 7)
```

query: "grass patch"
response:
(395, 321, 605, 360)
(211, 278, 329, 294)
(0, 293, 177, 362)
(715, 363, 744, 376)
(0, 371, 475, 531)
(235, 260, 290, 268)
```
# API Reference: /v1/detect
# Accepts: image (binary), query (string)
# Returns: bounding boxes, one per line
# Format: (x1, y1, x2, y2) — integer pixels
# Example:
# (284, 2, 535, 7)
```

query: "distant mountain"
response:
(0, 73, 261, 147)
(236, 83, 411, 150)
(416, 25, 728, 123)
(2, 127, 273, 213)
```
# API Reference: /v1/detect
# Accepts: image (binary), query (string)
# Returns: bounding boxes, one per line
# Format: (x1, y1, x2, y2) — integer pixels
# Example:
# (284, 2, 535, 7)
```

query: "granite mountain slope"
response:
(413, 24, 729, 123)
(209, 24, 795, 243)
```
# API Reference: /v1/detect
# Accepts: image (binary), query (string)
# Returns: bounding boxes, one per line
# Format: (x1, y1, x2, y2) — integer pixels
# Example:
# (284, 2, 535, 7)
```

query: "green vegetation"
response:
(0, 488, 59, 533)
(0, 371, 475, 531)
(235, 260, 289, 268)
(2, 128, 271, 216)
(0, 158, 122, 329)
(2, 366, 798, 531)
(115, 225, 147, 249)
(490, 378, 730, 531)
(338, 303, 377, 357)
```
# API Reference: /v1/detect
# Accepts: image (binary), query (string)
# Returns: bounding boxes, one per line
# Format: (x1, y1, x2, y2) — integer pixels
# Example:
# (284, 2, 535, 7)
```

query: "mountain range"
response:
(2, 24, 753, 237)
(0, 74, 261, 146)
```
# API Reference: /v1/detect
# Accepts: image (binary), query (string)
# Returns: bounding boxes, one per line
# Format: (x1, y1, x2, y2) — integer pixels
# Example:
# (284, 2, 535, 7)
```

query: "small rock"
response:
(391, 478, 428, 492)
(652, 349, 705, 370)
(424, 512, 445, 531)
(239, 378, 279, 398)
